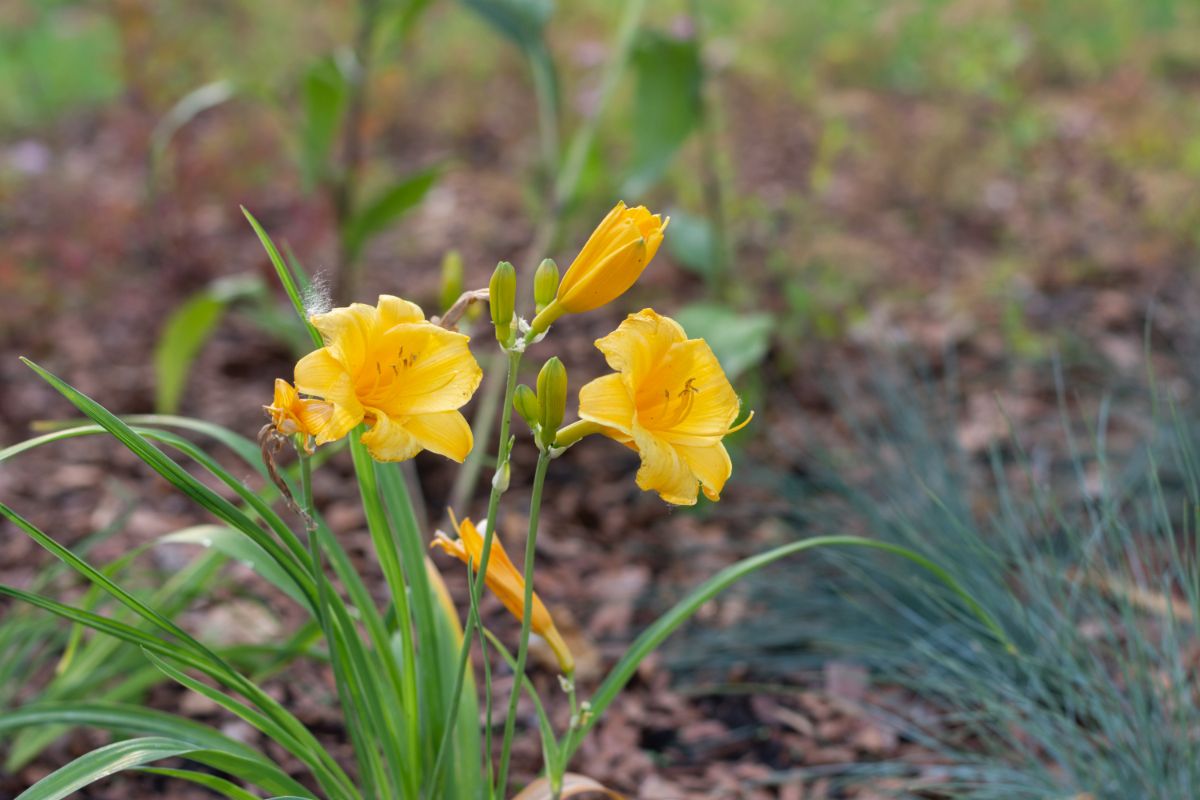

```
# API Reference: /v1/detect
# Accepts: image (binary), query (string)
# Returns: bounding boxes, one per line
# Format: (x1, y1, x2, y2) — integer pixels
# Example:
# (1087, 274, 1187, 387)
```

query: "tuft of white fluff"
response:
(303, 273, 333, 317)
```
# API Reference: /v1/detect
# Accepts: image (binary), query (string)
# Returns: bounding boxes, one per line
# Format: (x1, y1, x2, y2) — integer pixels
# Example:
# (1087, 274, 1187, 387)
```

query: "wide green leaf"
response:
(300, 55, 349, 189)
(674, 303, 773, 382)
(626, 30, 703, 194)
(462, 0, 554, 52)
(342, 166, 441, 263)
(663, 208, 717, 279)
(154, 275, 263, 414)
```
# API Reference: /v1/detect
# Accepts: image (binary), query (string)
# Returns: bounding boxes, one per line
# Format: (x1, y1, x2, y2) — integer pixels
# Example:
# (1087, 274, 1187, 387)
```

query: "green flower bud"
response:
(439, 249, 464, 315)
(536, 357, 568, 449)
(513, 384, 540, 429)
(534, 258, 560, 314)
(489, 260, 516, 344)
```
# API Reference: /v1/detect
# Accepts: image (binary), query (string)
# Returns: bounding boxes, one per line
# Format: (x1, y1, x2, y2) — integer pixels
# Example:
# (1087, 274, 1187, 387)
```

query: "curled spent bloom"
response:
(576, 308, 750, 506)
(264, 379, 333, 446)
(530, 202, 668, 332)
(294, 295, 483, 462)
(432, 514, 575, 675)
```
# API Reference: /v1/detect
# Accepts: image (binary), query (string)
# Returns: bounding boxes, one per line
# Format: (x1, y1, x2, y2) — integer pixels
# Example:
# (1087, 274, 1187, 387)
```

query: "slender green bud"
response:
(536, 357, 568, 448)
(513, 384, 540, 429)
(534, 258, 560, 314)
(489, 260, 516, 343)
(439, 249, 464, 314)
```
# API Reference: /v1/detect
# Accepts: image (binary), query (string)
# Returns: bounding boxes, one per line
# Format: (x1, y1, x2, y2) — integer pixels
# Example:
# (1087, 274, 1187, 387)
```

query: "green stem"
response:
(554, 0, 647, 208)
(563, 535, 1016, 764)
(349, 430, 422, 797)
(429, 348, 523, 797)
(495, 450, 551, 797)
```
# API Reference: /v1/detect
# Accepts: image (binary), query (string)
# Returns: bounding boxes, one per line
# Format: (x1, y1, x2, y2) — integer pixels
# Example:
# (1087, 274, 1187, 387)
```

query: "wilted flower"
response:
(264, 379, 332, 445)
(294, 295, 482, 462)
(576, 309, 749, 505)
(531, 202, 667, 332)
(432, 513, 574, 675)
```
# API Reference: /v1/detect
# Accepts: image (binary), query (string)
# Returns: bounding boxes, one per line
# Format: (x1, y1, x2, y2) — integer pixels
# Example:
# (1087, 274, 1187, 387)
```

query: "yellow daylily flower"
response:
(293, 295, 483, 462)
(531, 202, 668, 331)
(431, 514, 575, 675)
(264, 379, 333, 443)
(576, 308, 750, 506)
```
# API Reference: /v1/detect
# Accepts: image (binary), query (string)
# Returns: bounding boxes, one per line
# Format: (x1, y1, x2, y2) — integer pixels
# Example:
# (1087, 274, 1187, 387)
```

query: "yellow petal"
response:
(297, 362, 362, 448)
(371, 324, 483, 416)
(309, 303, 378, 372)
(404, 410, 474, 462)
(631, 425, 699, 506)
(555, 203, 667, 315)
(297, 399, 334, 436)
(594, 308, 686, 388)
(643, 339, 740, 444)
(557, 237, 646, 314)
(577, 374, 636, 437)
(377, 294, 425, 327)
(559, 202, 628, 289)
(360, 410, 423, 462)
(677, 442, 732, 502)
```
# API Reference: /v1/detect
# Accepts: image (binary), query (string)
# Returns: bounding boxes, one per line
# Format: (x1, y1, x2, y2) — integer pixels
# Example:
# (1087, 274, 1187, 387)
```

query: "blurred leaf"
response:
(675, 303, 773, 381)
(462, 0, 554, 52)
(153, 275, 263, 414)
(343, 166, 441, 263)
(664, 208, 717, 279)
(159, 526, 312, 613)
(299, 55, 349, 189)
(149, 81, 237, 187)
(625, 30, 703, 194)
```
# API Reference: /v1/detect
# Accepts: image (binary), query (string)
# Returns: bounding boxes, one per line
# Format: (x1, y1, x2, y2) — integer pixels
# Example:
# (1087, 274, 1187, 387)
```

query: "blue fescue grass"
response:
(674, 361, 1200, 798)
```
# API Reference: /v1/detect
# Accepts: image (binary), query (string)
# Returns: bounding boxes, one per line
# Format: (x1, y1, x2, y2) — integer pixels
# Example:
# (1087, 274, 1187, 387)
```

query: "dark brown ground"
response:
(3, 24, 1199, 798)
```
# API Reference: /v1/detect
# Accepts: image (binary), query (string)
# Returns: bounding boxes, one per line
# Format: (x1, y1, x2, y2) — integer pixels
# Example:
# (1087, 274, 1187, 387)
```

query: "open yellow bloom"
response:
(531, 202, 668, 331)
(265, 379, 333, 441)
(432, 514, 575, 675)
(294, 295, 482, 462)
(577, 309, 749, 506)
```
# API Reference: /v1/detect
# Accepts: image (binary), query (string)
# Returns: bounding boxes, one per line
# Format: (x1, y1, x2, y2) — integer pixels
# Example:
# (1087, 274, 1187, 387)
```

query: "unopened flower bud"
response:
(513, 384, 540, 429)
(489, 261, 516, 344)
(534, 258, 560, 314)
(536, 357, 568, 449)
(439, 250, 464, 315)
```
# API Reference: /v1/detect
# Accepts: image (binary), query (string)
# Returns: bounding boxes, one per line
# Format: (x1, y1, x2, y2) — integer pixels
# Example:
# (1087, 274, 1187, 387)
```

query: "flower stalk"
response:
(495, 449, 554, 797)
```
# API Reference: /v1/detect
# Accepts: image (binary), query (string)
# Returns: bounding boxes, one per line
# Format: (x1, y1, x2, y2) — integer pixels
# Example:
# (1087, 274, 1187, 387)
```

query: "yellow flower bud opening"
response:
(265, 379, 333, 445)
(530, 202, 668, 333)
(576, 308, 748, 506)
(431, 514, 575, 675)
(293, 295, 483, 462)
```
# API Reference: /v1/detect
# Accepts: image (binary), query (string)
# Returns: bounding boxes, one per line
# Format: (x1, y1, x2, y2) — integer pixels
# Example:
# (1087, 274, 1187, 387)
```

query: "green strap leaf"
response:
(242, 208, 324, 349)
(567, 535, 1015, 761)
(137, 768, 264, 800)
(14, 737, 240, 800)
